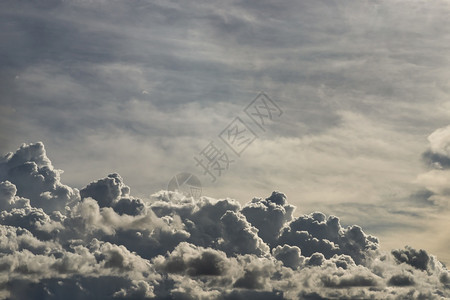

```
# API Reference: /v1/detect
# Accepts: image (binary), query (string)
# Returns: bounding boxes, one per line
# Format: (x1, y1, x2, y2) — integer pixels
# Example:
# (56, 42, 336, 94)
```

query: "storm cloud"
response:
(0, 142, 448, 299)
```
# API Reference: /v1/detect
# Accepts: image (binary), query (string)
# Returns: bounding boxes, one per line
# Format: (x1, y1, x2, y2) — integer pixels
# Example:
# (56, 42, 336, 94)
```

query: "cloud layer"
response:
(0, 142, 448, 299)
(2, 0, 450, 269)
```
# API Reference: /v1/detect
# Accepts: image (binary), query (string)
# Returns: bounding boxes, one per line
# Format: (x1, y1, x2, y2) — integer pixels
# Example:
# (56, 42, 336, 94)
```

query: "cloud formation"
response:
(422, 125, 450, 170)
(417, 125, 450, 207)
(2, 0, 450, 269)
(0, 142, 448, 299)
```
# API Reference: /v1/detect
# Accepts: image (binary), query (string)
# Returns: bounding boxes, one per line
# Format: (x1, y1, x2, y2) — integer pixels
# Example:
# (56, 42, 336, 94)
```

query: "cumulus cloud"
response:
(0, 142, 78, 213)
(242, 192, 295, 247)
(423, 125, 450, 170)
(0, 142, 448, 299)
(417, 125, 450, 206)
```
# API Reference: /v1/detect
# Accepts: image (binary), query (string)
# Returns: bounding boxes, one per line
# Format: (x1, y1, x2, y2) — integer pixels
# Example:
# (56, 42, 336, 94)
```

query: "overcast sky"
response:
(1, 0, 450, 267)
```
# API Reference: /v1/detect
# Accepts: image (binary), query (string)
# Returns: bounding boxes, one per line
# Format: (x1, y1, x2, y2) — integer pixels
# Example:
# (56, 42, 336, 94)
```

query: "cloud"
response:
(0, 142, 79, 213)
(388, 273, 415, 287)
(423, 125, 450, 169)
(272, 245, 303, 270)
(241, 191, 295, 247)
(277, 211, 379, 265)
(391, 246, 435, 273)
(2, 0, 450, 270)
(1, 0, 450, 296)
(0, 142, 448, 299)
(80, 173, 145, 216)
(153, 242, 229, 277)
(416, 125, 450, 206)
(80, 173, 131, 208)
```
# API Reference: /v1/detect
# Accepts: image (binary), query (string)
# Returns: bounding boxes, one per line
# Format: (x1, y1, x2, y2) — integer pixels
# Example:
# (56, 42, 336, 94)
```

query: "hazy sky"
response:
(1, 0, 450, 268)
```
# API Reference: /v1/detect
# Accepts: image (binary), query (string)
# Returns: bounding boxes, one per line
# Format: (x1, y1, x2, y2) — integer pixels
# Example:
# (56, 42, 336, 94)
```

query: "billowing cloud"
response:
(0, 142, 79, 213)
(417, 125, 450, 206)
(422, 125, 450, 170)
(241, 191, 295, 247)
(0, 142, 448, 299)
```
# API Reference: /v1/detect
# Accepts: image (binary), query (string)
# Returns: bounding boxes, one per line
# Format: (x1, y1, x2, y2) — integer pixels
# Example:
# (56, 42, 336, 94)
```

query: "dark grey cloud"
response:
(80, 173, 131, 208)
(80, 173, 145, 216)
(153, 242, 228, 277)
(392, 246, 431, 272)
(422, 151, 450, 170)
(0, 142, 448, 299)
(241, 191, 295, 247)
(388, 273, 415, 287)
(278, 212, 379, 264)
(272, 244, 303, 270)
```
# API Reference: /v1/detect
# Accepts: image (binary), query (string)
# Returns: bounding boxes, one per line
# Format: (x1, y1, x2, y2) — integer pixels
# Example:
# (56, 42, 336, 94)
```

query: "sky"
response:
(0, 0, 450, 298)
